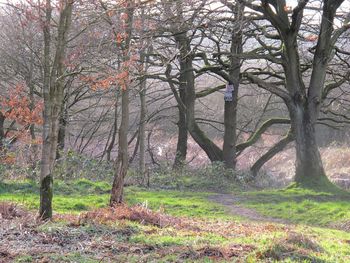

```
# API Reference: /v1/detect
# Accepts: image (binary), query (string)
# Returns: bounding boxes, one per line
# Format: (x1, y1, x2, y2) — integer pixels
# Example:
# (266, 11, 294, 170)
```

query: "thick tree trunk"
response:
(110, 89, 129, 205)
(175, 35, 223, 162)
(290, 104, 328, 186)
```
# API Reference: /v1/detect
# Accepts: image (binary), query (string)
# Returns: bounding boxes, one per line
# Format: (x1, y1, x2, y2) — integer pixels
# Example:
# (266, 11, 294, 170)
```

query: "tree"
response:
(240, 0, 350, 186)
(100, 0, 135, 205)
(40, 0, 74, 219)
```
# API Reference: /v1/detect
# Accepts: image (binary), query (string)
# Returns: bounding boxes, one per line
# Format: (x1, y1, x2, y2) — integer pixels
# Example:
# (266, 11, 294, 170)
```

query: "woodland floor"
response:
(0, 178, 350, 262)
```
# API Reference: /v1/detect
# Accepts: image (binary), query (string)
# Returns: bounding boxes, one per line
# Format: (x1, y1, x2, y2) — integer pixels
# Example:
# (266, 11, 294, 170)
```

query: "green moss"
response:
(290, 175, 347, 194)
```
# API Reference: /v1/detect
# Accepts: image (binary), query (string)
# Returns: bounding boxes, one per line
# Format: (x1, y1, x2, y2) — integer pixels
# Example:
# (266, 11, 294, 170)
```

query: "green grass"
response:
(1, 178, 350, 262)
(240, 185, 350, 227)
(0, 179, 228, 218)
(125, 187, 229, 218)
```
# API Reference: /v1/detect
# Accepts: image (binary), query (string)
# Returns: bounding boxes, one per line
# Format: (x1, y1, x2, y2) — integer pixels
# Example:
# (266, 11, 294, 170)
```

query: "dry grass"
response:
(0, 202, 29, 220)
(0, 204, 270, 262)
(259, 232, 323, 262)
(79, 203, 183, 227)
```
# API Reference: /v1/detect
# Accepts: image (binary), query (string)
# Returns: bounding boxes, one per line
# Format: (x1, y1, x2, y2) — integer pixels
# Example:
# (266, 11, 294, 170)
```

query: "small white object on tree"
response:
(224, 83, 234, 102)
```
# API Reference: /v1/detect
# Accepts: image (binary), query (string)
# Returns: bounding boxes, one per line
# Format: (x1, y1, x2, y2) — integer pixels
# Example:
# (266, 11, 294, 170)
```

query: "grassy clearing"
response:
(1, 177, 350, 262)
(0, 179, 229, 218)
(2, 208, 350, 262)
(240, 185, 350, 227)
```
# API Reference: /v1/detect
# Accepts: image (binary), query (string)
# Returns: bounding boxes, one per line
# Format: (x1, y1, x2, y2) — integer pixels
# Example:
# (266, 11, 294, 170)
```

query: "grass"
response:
(1, 177, 350, 262)
(0, 179, 229, 218)
(240, 184, 350, 227)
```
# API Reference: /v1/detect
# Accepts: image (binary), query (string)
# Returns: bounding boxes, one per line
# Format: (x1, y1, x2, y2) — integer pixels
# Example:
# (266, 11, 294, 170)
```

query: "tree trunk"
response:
(105, 94, 119, 162)
(139, 81, 147, 176)
(27, 80, 39, 169)
(56, 106, 67, 160)
(0, 111, 4, 151)
(290, 103, 328, 186)
(110, 88, 129, 205)
(109, 1, 133, 205)
(39, 0, 73, 220)
(175, 34, 223, 162)
(39, 107, 60, 219)
(223, 4, 243, 170)
(39, 0, 54, 220)
(223, 99, 237, 169)
(173, 79, 188, 169)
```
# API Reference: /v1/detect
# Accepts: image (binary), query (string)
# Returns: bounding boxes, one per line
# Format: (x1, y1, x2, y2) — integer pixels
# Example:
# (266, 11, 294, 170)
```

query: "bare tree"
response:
(40, 0, 74, 219)
(240, 0, 350, 187)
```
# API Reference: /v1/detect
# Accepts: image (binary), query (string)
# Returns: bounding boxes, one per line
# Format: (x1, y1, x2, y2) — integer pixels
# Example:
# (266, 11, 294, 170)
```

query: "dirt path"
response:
(208, 194, 287, 224)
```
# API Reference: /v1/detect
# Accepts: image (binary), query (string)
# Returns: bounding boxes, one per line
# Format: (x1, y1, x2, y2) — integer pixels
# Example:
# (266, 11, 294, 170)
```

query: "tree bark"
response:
(110, 88, 129, 204)
(173, 72, 188, 169)
(139, 81, 147, 176)
(175, 34, 223, 162)
(106, 98, 119, 162)
(0, 111, 4, 151)
(56, 106, 67, 160)
(223, 9, 243, 169)
(109, 2, 133, 205)
(243, 0, 346, 187)
(39, 0, 73, 220)
(290, 103, 328, 185)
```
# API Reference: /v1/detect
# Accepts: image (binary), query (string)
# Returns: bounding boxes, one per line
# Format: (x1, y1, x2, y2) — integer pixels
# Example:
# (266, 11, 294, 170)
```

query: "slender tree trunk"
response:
(39, 0, 73, 220)
(106, 99, 119, 162)
(28, 80, 39, 166)
(40, 106, 60, 219)
(223, 99, 237, 169)
(56, 106, 67, 160)
(39, 0, 53, 220)
(108, 1, 133, 205)
(0, 111, 4, 151)
(173, 73, 188, 169)
(139, 80, 146, 176)
(223, 4, 243, 170)
(223, 39, 242, 169)
(110, 88, 129, 205)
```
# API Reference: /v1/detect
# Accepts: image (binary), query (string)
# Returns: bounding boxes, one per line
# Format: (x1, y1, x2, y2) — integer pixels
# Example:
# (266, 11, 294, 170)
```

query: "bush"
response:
(54, 151, 114, 182)
(146, 162, 243, 192)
